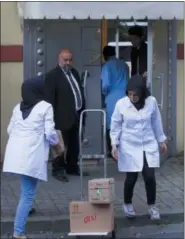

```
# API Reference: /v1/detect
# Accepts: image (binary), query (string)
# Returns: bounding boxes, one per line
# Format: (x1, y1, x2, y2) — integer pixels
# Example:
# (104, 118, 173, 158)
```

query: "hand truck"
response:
(68, 109, 116, 239)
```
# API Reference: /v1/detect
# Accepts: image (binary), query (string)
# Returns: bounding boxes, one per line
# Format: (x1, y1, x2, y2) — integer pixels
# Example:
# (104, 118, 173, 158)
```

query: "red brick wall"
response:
(0, 44, 184, 62)
(177, 43, 184, 60)
(0, 45, 23, 62)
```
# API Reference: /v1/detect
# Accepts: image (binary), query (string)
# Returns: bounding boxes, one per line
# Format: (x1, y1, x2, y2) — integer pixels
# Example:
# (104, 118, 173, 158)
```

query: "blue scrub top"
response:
(101, 57, 129, 129)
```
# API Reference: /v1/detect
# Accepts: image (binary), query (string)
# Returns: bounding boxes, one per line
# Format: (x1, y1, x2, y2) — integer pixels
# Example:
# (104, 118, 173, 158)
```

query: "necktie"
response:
(137, 54, 140, 75)
(67, 72, 82, 110)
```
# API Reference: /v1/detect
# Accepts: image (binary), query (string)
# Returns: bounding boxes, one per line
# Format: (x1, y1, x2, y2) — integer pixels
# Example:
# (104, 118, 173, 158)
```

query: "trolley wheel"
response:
(111, 230, 116, 239)
(112, 221, 117, 239)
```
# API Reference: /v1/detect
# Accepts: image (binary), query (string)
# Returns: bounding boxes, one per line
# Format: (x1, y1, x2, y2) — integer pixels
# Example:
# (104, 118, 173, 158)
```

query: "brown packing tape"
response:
(89, 184, 114, 189)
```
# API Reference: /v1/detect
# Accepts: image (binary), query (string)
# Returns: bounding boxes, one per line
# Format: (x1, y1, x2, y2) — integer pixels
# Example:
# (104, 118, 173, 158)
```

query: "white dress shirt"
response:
(62, 69, 82, 111)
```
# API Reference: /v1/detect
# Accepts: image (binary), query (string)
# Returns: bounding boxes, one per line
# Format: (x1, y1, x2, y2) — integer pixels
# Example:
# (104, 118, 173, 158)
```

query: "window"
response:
(107, 21, 148, 75)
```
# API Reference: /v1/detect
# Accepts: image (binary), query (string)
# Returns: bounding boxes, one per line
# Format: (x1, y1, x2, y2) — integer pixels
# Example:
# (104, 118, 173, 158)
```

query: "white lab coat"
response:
(110, 96, 167, 172)
(3, 101, 58, 181)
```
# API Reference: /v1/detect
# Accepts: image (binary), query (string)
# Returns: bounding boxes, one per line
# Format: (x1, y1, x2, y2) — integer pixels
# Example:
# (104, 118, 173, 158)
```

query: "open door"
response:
(148, 20, 173, 161)
(106, 20, 174, 162)
(108, 21, 148, 77)
(111, 20, 173, 162)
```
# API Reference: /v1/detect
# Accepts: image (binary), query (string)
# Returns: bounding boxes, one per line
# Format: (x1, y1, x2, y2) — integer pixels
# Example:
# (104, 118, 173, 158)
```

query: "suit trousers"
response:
(52, 122, 80, 174)
(106, 129, 112, 155)
(124, 152, 156, 205)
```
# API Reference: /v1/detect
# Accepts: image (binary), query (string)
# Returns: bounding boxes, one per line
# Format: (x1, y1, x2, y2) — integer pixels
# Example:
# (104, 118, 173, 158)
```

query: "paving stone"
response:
(1, 209, 14, 217)
(1, 157, 184, 218)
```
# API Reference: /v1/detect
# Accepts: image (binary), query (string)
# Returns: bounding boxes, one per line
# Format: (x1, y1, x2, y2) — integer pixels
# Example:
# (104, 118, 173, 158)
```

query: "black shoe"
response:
(12, 236, 28, 239)
(28, 208, 36, 216)
(52, 171, 69, 182)
(67, 170, 90, 176)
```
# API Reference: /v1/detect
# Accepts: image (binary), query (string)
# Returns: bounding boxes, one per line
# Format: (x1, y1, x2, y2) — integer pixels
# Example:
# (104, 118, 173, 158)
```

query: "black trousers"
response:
(124, 153, 156, 205)
(106, 129, 112, 155)
(52, 122, 79, 174)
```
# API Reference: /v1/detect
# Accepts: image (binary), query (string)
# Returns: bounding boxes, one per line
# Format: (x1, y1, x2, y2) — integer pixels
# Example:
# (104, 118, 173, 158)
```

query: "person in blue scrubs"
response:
(101, 46, 129, 157)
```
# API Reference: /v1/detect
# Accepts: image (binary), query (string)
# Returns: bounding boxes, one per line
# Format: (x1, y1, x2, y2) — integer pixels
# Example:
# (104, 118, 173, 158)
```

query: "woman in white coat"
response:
(110, 75, 167, 221)
(3, 77, 63, 239)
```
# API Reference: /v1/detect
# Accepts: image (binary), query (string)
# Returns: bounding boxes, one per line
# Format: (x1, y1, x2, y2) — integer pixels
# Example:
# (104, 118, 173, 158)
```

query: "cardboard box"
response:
(69, 201, 114, 233)
(88, 178, 115, 204)
(51, 130, 65, 159)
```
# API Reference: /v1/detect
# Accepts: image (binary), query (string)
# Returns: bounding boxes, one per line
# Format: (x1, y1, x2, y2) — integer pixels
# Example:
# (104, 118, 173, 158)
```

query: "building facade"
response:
(0, 2, 184, 160)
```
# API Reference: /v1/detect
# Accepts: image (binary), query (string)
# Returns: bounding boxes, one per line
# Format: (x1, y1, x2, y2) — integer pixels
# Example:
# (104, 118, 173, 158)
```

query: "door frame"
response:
(104, 19, 178, 156)
(147, 20, 178, 156)
(101, 19, 107, 64)
(168, 20, 178, 156)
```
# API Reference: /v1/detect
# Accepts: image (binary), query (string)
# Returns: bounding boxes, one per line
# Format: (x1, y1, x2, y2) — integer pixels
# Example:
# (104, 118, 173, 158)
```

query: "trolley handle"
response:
(79, 109, 107, 201)
(81, 70, 90, 99)
(79, 109, 106, 155)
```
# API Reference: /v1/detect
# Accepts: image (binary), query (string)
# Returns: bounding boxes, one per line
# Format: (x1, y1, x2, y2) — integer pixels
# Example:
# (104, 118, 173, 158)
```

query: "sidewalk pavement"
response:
(1, 156, 184, 234)
(1, 223, 184, 239)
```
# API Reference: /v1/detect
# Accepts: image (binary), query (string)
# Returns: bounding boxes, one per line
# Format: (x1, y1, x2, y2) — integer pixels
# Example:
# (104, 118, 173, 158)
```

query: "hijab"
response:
(20, 75, 45, 119)
(126, 75, 150, 110)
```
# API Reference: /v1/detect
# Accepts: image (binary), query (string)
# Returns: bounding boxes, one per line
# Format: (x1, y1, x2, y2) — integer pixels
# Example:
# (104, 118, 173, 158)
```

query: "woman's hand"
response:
(143, 71, 147, 78)
(160, 142, 167, 154)
(111, 145, 118, 160)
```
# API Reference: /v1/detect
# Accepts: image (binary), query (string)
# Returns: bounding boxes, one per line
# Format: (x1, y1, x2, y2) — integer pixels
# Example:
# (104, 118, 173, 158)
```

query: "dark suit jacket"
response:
(131, 42, 147, 76)
(44, 65, 85, 131)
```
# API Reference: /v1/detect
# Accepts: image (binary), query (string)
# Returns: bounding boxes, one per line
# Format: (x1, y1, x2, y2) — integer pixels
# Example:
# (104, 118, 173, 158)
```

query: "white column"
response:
(147, 21, 153, 93)
(115, 28, 119, 58)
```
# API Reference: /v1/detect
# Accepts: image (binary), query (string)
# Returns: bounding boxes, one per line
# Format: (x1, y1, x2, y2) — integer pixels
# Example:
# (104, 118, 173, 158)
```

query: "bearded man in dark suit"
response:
(44, 49, 89, 182)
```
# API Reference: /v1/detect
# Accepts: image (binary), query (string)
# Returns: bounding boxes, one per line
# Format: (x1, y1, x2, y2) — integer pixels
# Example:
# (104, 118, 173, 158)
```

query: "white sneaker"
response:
(13, 235, 27, 239)
(123, 204, 136, 218)
(148, 205, 161, 220)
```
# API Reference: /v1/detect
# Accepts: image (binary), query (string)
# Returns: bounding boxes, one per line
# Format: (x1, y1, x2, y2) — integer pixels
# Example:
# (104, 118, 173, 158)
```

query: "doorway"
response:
(105, 20, 177, 160)
(23, 19, 104, 158)
(23, 19, 177, 161)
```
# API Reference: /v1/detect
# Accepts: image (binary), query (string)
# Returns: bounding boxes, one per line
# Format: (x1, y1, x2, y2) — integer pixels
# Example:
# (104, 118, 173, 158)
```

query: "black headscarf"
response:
(20, 75, 45, 119)
(126, 75, 150, 110)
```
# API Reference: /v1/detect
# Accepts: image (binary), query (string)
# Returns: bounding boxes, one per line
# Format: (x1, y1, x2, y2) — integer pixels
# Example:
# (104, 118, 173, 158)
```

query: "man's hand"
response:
(111, 145, 118, 160)
(143, 71, 147, 78)
(160, 142, 167, 154)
